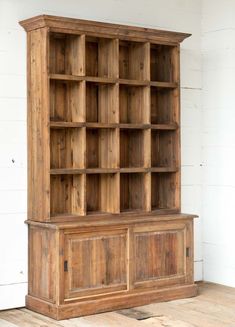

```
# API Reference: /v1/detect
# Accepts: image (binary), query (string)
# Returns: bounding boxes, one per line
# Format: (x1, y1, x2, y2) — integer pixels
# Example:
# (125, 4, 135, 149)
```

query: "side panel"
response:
(28, 28, 50, 221)
(28, 226, 58, 303)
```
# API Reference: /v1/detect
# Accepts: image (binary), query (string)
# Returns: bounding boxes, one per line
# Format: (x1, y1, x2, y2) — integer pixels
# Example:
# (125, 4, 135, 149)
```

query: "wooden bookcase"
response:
(20, 15, 198, 320)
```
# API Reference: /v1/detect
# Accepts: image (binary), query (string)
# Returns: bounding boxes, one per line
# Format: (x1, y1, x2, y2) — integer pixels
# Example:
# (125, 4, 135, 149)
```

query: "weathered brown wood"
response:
(21, 15, 196, 320)
(27, 28, 50, 221)
(25, 284, 197, 320)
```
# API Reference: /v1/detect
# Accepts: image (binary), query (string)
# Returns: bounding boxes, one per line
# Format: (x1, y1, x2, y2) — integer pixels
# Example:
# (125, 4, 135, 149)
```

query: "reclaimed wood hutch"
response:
(20, 15, 197, 320)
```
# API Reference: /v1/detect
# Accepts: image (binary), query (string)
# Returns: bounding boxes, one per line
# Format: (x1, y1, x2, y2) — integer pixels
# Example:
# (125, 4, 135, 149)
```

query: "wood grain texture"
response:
(20, 15, 191, 43)
(21, 15, 196, 320)
(27, 28, 50, 221)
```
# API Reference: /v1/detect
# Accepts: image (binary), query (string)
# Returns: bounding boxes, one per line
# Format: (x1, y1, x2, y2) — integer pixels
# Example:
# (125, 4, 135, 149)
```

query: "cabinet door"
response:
(132, 221, 193, 289)
(64, 229, 127, 299)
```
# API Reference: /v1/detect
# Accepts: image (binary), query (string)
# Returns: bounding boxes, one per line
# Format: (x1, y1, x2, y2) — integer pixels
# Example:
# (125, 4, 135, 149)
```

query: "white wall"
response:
(0, 0, 202, 309)
(202, 0, 235, 287)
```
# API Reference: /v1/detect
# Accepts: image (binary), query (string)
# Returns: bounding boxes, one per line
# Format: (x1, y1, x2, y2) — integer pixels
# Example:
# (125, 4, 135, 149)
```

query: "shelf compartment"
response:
(86, 173, 119, 214)
(120, 129, 150, 168)
(49, 33, 85, 75)
(86, 128, 119, 168)
(50, 127, 85, 169)
(86, 36, 118, 78)
(50, 174, 85, 216)
(151, 130, 178, 168)
(86, 82, 118, 123)
(151, 172, 179, 210)
(119, 85, 150, 124)
(150, 44, 177, 82)
(50, 80, 85, 122)
(151, 87, 179, 124)
(120, 173, 150, 212)
(119, 40, 149, 80)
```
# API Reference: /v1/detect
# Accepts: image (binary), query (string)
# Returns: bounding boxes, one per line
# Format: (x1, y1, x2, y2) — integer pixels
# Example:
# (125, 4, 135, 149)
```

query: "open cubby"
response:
(151, 172, 179, 210)
(150, 44, 176, 82)
(86, 82, 118, 123)
(50, 127, 85, 169)
(120, 129, 149, 168)
(85, 36, 118, 78)
(120, 173, 150, 212)
(151, 130, 178, 168)
(119, 41, 149, 80)
(119, 85, 149, 124)
(86, 128, 118, 168)
(50, 174, 85, 216)
(86, 173, 119, 214)
(50, 80, 85, 122)
(49, 33, 85, 76)
(151, 87, 178, 124)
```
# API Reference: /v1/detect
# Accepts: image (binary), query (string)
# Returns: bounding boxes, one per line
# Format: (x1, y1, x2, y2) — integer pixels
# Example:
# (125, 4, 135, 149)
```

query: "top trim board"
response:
(19, 15, 191, 44)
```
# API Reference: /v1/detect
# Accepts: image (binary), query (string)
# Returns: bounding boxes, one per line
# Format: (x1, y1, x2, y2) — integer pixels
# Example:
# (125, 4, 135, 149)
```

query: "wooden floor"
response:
(1, 282, 235, 326)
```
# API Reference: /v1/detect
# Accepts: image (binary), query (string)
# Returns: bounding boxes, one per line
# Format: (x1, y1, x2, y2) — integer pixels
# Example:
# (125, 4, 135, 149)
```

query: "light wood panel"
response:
(64, 230, 127, 298)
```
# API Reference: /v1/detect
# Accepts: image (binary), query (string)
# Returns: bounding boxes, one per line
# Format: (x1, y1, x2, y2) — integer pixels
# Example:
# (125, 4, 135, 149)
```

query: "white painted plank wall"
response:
(0, 0, 202, 309)
(202, 0, 235, 287)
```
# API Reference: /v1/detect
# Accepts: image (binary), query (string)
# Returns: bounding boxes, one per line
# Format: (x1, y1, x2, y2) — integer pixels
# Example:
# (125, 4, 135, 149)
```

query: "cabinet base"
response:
(26, 284, 198, 320)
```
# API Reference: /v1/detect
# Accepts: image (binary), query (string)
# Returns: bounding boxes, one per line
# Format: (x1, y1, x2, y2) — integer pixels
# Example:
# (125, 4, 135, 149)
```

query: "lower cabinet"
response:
(27, 216, 197, 319)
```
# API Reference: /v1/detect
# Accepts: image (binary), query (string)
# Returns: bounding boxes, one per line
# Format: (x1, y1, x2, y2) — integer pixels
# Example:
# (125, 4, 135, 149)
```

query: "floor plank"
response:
(1, 283, 235, 327)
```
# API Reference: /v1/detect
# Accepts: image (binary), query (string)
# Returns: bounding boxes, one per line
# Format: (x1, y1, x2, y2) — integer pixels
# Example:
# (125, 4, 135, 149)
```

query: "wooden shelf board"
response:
(119, 123, 150, 129)
(50, 73, 84, 82)
(50, 121, 85, 128)
(50, 74, 117, 84)
(119, 79, 148, 86)
(151, 123, 178, 130)
(50, 122, 178, 130)
(86, 122, 118, 129)
(150, 81, 178, 88)
(151, 167, 178, 172)
(49, 75, 178, 88)
(86, 168, 119, 174)
(86, 76, 117, 84)
(46, 212, 197, 227)
(50, 168, 119, 175)
(120, 167, 150, 173)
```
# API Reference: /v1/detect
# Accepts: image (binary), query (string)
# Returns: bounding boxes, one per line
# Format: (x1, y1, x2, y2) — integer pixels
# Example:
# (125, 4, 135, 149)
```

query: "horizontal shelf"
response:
(150, 81, 178, 88)
(50, 121, 85, 128)
(119, 123, 150, 129)
(50, 168, 119, 175)
(120, 167, 150, 173)
(151, 167, 178, 172)
(151, 123, 178, 130)
(49, 209, 187, 223)
(50, 73, 84, 82)
(49, 74, 179, 89)
(50, 121, 178, 130)
(86, 123, 117, 129)
(118, 79, 148, 86)
(50, 167, 178, 175)
(86, 76, 117, 84)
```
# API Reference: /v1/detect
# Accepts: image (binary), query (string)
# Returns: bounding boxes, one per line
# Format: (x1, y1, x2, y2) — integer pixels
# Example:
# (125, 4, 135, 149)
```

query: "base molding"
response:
(26, 284, 198, 320)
